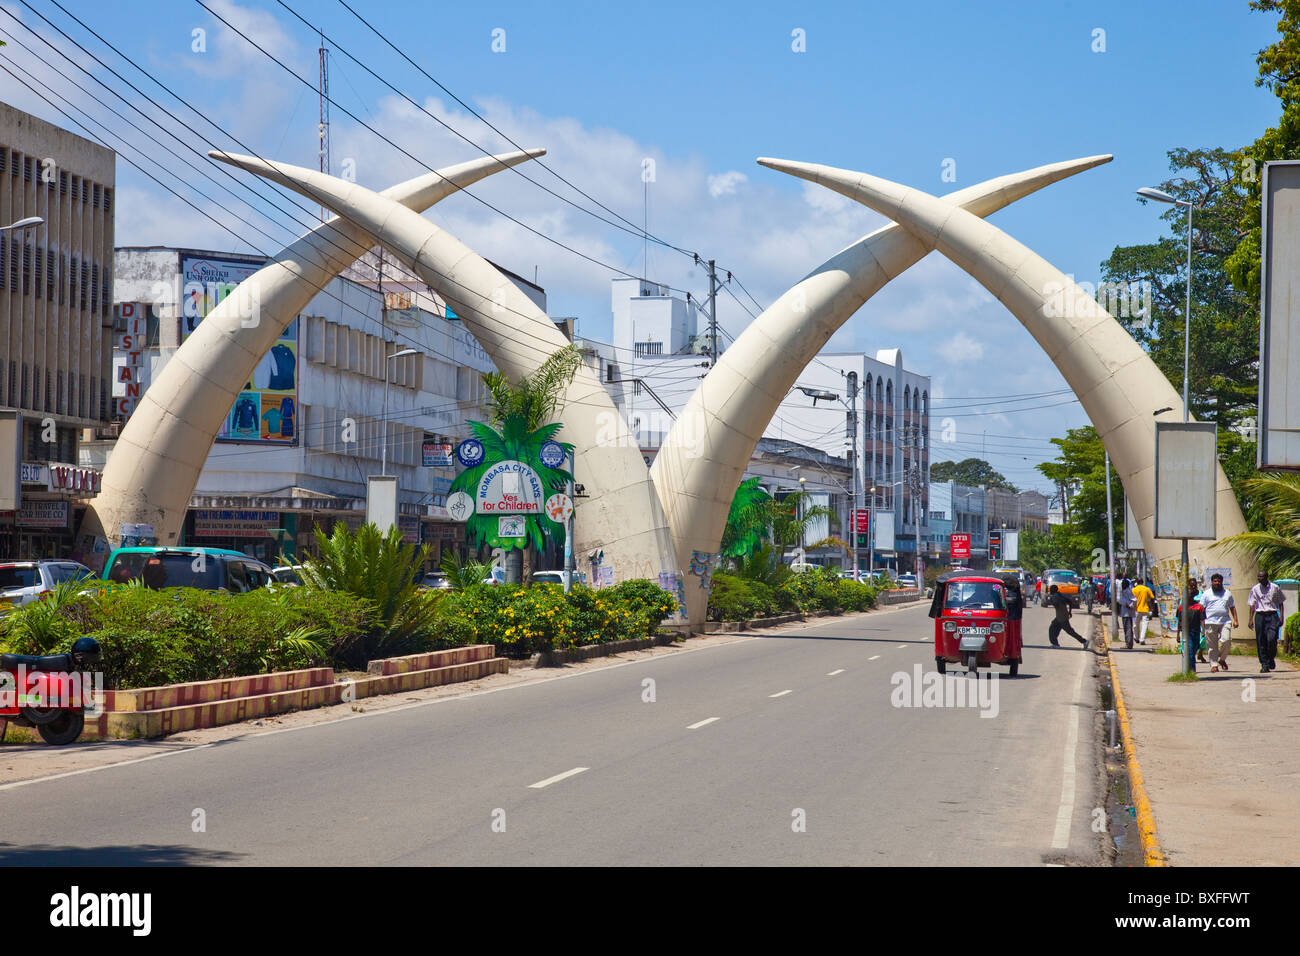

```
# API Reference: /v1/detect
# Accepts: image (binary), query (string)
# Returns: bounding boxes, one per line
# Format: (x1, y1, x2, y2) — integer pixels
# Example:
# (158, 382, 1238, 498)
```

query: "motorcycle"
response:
(0, 638, 102, 745)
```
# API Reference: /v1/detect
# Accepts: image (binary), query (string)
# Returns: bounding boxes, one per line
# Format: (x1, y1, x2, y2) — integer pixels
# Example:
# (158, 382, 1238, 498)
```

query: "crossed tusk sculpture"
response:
(79, 147, 1254, 627)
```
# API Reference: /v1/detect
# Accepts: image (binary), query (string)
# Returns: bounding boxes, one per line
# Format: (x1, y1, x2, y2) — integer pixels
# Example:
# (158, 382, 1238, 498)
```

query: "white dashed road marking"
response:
(686, 717, 720, 730)
(528, 767, 589, 789)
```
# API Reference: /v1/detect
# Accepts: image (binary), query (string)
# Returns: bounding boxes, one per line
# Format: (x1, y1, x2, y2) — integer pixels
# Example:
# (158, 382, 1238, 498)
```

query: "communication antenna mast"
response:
(318, 34, 330, 221)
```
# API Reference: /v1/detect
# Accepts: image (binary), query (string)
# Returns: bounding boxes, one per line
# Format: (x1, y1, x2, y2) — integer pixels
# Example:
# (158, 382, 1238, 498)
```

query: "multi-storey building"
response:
(0, 103, 115, 557)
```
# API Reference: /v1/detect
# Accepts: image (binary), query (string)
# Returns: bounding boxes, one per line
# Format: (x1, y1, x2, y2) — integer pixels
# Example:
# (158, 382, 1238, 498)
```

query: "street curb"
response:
(532, 633, 679, 667)
(1101, 616, 1167, 867)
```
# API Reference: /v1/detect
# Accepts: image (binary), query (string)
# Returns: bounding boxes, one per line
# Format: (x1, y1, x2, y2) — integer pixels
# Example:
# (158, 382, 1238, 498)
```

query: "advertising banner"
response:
(423, 442, 453, 467)
(181, 255, 299, 446)
(950, 533, 971, 561)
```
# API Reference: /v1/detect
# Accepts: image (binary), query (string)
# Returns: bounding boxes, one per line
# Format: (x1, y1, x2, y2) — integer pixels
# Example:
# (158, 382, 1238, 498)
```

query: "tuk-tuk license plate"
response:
(957, 627, 990, 636)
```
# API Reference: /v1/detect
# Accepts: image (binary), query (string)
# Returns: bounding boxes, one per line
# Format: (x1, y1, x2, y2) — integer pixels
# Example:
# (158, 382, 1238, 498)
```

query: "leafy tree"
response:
(929, 458, 1017, 491)
(1037, 426, 1122, 566)
(1102, 148, 1257, 431)
(1226, 0, 1300, 299)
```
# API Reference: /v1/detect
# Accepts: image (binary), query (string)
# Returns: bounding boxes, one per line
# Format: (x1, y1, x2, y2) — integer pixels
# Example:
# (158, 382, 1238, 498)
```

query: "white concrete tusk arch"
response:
(653, 155, 1112, 626)
(208, 151, 681, 591)
(758, 157, 1254, 609)
(81, 150, 548, 550)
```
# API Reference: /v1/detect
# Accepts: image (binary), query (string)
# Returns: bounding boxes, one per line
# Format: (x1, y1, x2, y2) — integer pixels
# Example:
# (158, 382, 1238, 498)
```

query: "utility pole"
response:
(317, 35, 330, 222)
(847, 370, 859, 579)
(1105, 450, 1118, 639)
(707, 258, 718, 365)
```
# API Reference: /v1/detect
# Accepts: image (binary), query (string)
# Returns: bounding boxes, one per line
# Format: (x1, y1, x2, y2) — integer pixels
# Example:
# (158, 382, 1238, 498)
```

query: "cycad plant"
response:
(1216, 473, 1300, 576)
(440, 551, 492, 591)
(297, 522, 440, 655)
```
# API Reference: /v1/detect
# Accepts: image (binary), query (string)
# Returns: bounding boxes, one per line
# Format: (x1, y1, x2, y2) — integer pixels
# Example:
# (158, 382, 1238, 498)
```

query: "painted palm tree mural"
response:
(721, 477, 775, 560)
(449, 346, 580, 558)
(448, 416, 573, 553)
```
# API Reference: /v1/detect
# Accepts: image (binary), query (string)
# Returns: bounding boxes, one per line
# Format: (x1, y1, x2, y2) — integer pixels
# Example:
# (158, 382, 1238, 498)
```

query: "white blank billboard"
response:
(1259, 161, 1300, 468)
(874, 511, 895, 552)
(1154, 422, 1218, 540)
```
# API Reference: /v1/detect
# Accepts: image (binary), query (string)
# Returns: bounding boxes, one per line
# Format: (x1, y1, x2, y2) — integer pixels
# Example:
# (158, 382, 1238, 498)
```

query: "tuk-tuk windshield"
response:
(944, 581, 1005, 611)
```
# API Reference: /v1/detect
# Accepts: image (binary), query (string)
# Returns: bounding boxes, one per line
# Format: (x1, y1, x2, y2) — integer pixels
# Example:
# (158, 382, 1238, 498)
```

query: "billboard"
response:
(180, 255, 299, 446)
(1154, 422, 1218, 540)
(1259, 162, 1300, 468)
(950, 533, 970, 561)
(874, 510, 896, 552)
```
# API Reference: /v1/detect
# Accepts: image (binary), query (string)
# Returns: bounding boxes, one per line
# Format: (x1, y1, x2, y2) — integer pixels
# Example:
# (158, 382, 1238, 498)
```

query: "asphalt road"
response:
(0, 601, 1101, 866)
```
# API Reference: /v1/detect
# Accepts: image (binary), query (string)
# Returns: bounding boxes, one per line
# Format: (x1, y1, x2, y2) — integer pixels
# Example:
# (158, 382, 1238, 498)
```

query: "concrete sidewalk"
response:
(1106, 620, 1299, 866)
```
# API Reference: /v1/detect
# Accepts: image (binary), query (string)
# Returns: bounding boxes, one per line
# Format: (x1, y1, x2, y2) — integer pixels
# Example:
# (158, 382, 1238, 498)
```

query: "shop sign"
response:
(193, 509, 281, 537)
(46, 464, 102, 496)
(422, 441, 453, 467)
(18, 499, 68, 528)
(398, 514, 419, 544)
(20, 462, 46, 484)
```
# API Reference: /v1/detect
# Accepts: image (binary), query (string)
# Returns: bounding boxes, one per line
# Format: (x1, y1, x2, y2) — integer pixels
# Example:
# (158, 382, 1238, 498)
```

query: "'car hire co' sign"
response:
(475, 461, 546, 514)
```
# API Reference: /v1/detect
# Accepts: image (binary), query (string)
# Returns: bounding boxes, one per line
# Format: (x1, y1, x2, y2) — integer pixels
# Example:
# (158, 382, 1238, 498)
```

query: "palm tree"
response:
(721, 477, 775, 560)
(481, 345, 582, 429)
(1216, 473, 1298, 575)
(771, 489, 840, 559)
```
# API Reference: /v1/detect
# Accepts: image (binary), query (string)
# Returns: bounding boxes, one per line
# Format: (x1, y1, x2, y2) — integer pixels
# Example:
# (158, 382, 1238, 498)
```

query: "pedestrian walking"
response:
(1132, 578, 1156, 645)
(1177, 580, 1207, 665)
(1047, 584, 1089, 648)
(1199, 572, 1239, 673)
(1248, 570, 1286, 674)
(1119, 578, 1136, 648)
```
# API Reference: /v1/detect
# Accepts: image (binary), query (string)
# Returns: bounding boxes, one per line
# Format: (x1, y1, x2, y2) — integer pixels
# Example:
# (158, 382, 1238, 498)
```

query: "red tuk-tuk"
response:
(928, 570, 1024, 676)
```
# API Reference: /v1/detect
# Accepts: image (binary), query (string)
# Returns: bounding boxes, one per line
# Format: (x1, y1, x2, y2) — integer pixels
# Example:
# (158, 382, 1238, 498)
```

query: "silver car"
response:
(0, 559, 94, 609)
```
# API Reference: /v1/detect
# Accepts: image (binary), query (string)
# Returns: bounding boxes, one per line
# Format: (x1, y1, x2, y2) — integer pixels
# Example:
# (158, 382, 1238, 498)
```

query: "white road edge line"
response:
(769, 689, 793, 698)
(827, 669, 845, 676)
(528, 766, 589, 789)
(0, 744, 216, 792)
(868, 655, 881, 661)
(897, 644, 907, 649)
(1051, 650, 1089, 850)
(686, 717, 719, 729)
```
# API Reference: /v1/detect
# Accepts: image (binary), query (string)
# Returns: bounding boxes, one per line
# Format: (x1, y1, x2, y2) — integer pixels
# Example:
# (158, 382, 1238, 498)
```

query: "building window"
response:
(634, 342, 663, 358)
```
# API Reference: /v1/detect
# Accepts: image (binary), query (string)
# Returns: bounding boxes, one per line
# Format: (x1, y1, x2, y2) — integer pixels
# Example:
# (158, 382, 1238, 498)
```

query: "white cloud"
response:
(707, 170, 747, 198)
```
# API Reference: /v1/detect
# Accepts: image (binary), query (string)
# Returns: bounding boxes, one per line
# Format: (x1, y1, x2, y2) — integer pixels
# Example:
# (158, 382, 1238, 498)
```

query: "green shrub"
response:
(608, 579, 679, 632)
(708, 573, 771, 621)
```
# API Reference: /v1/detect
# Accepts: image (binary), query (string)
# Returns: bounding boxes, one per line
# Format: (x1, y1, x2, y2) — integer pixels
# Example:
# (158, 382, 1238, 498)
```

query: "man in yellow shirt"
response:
(1132, 579, 1156, 645)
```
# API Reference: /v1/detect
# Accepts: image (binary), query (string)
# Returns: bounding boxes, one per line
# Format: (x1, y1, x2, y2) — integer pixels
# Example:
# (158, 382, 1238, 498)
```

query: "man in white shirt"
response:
(1249, 570, 1286, 674)
(1201, 572, 1239, 673)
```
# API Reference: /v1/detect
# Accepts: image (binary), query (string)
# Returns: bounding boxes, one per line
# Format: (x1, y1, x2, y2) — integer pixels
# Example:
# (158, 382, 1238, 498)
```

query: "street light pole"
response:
(1138, 185, 1197, 674)
(382, 347, 418, 477)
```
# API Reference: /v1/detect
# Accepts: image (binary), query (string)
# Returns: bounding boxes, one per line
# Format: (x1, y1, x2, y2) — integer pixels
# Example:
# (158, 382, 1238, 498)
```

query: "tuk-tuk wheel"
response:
(935, 657, 946, 674)
(1008, 659, 1019, 677)
(964, 653, 978, 674)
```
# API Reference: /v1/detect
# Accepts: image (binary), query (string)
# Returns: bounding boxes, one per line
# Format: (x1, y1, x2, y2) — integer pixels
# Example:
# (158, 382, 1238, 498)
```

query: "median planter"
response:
(534, 633, 679, 667)
(2, 645, 508, 744)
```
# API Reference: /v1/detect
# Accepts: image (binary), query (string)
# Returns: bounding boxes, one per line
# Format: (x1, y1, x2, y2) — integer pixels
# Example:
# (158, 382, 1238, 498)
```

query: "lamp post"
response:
(381, 347, 418, 476)
(1138, 184, 1196, 674)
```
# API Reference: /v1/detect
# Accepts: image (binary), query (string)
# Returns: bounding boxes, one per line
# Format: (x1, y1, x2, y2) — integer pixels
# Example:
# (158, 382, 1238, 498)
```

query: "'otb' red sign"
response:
(950, 533, 971, 561)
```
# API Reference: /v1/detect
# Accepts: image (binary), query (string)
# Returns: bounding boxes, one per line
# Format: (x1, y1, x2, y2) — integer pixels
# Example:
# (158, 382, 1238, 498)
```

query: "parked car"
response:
(418, 571, 452, 591)
(0, 559, 94, 610)
(101, 547, 275, 592)
(271, 565, 304, 586)
(896, 573, 919, 590)
(484, 566, 507, 586)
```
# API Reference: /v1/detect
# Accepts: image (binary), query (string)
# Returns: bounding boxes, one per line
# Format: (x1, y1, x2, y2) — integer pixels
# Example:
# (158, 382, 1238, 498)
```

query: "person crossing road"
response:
(1046, 584, 1089, 649)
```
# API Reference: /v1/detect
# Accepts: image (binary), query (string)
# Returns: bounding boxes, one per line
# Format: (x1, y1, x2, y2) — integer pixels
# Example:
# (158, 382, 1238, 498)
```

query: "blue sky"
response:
(0, 0, 1284, 491)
